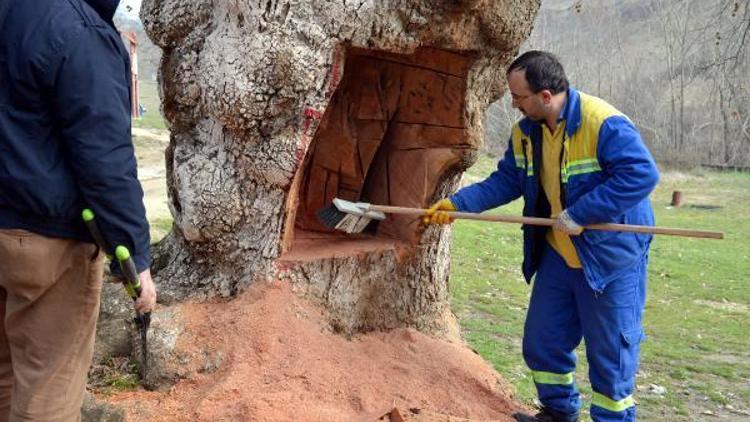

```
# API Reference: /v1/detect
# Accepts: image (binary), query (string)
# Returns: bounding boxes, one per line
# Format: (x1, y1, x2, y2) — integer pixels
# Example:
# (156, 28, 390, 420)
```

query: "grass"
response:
(450, 156, 750, 421)
(132, 79, 167, 130)
(150, 217, 173, 243)
(89, 356, 141, 393)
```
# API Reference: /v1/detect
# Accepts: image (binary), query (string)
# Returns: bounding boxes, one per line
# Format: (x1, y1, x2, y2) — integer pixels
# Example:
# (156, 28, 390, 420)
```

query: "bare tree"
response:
(483, 0, 750, 167)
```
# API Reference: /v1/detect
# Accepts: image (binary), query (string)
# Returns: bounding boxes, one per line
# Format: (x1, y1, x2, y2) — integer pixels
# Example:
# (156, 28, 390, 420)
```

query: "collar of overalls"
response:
(519, 87, 582, 140)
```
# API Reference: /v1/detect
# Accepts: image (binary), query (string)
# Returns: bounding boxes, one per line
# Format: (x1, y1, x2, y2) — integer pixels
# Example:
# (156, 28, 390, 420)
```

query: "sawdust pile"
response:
(100, 281, 525, 421)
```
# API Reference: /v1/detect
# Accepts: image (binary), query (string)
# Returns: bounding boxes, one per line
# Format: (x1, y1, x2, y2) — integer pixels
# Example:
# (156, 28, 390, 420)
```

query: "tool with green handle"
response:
(82, 208, 151, 381)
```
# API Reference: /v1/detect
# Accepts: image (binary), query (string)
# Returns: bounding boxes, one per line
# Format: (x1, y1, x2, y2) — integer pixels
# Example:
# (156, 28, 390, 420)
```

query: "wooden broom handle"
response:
(369, 205, 724, 240)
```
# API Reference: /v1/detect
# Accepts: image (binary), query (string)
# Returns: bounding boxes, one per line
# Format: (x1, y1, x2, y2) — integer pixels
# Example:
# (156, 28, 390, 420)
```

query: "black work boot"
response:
(512, 407, 580, 422)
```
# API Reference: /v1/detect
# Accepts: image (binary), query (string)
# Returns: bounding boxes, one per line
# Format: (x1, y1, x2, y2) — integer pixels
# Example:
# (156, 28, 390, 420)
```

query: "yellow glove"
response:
(423, 198, 457, 225)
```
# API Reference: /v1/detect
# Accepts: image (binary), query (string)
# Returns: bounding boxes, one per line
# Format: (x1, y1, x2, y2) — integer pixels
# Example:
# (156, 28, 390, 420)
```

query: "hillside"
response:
(484, 0, 749, 166)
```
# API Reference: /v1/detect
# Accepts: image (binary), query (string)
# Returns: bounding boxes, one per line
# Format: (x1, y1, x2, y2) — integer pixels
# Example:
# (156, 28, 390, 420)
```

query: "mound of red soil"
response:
(100, 281, 526, 421)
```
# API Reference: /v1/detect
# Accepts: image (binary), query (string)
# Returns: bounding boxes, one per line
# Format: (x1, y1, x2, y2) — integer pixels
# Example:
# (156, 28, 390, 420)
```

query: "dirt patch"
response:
(693, 299, 749, 314)
(680, 383, 750, 421)
(98, 281, 525, 421)
(132, 127, 170, 144)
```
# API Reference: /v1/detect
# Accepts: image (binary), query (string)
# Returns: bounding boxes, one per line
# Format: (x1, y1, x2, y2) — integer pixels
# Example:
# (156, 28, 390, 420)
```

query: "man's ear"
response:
(540, 90, 553, 104)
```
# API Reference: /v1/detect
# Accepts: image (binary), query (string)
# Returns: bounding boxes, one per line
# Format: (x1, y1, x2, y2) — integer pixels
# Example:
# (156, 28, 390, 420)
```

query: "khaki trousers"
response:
(0, 229, 103, 422)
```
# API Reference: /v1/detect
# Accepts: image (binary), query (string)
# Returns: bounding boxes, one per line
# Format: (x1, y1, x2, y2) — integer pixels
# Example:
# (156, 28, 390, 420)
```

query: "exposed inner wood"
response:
(277, 229, 409, 262)
(291, 47, 476, 253)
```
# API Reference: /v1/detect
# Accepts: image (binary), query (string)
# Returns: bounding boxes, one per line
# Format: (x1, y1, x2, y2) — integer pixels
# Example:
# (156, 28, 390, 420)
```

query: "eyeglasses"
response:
(510, 92, 536, 102)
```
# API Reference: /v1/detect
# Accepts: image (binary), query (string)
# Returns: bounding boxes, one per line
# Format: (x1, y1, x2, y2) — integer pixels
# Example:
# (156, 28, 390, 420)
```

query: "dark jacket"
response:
(0, 0, 150, 272)
(451, 88, 659, 292)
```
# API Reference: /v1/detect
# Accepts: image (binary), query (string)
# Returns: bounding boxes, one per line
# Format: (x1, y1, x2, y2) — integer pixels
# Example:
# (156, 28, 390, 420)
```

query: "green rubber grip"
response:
(115, 246, 141, 299)
(82, 208, 95, 222)
(82, 211, 143, 300)
(115, 245, 131, 261)
(81, 209, 110, 258)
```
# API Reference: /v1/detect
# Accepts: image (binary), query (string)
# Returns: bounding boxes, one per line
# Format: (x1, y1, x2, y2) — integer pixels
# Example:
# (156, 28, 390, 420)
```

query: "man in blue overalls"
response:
(425, 51, 659, 422)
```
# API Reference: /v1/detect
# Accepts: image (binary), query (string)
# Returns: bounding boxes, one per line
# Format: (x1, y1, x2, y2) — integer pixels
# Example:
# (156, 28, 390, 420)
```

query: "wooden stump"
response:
(671, 190, 683, 207)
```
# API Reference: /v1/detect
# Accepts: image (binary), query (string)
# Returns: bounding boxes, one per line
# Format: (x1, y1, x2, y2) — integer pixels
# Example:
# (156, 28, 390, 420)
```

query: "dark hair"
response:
(507, 51, 569, 94)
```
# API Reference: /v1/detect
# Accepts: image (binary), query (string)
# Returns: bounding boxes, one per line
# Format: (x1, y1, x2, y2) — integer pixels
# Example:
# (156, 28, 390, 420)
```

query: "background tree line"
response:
(484, 0, 750, 168)
(117, 0, 750, 168)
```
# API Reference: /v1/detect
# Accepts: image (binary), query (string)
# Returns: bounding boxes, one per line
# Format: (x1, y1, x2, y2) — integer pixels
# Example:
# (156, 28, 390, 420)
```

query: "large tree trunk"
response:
(141, 0, 539, 337)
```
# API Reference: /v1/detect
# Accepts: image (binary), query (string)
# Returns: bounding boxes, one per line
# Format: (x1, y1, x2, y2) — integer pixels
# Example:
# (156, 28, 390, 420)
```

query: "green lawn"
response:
(132, 79, 166, 130)
(450, 157, 750, 421)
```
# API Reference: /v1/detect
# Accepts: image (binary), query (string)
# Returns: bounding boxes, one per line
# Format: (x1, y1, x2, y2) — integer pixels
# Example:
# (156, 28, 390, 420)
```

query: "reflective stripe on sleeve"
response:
(562, 158, 601, 182)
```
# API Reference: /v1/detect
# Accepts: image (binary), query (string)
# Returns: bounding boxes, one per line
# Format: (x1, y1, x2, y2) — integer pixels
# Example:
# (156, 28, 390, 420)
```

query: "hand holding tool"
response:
(423, 199, 457, 225)
(82, 209, 151, 380)
(553, 209, 584, 235)
(114, 245, 151, 381)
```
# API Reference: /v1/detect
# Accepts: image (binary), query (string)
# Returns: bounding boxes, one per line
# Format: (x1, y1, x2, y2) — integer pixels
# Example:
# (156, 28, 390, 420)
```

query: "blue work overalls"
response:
(451, 89, 659, 421)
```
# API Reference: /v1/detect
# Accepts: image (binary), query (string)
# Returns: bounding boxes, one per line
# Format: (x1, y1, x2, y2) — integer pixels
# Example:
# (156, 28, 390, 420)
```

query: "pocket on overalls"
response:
(619, 326, 645, 379)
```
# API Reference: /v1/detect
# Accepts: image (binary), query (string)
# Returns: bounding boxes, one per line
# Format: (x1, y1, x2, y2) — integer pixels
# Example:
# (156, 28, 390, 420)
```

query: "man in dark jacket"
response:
(0, 0, 156, 419)
(425, 51, 659, 422)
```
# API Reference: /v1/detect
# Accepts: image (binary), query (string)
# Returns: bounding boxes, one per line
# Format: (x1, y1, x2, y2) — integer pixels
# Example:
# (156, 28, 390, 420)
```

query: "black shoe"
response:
(512, 407, 579, 422)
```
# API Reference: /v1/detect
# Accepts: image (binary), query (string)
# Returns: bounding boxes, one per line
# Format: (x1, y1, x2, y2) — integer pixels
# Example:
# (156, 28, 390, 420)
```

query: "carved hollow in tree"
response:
(287, 46, 476, 259)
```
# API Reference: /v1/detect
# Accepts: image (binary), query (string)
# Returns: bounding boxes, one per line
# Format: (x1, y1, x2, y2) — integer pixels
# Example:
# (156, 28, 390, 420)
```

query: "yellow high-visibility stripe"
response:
(511, 125, 533, 176)
(592, 392, 635, 412)
(562, 158, 601, 183)
(567, 158, 599, 168)
(531, 370, 574, 385)
(567, 163, 601, 175)
(512, 154, 534, 176)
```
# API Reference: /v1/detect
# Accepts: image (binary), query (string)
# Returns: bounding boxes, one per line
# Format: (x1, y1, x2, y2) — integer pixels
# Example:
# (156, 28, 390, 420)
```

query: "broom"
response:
(317, 198, 724, 239)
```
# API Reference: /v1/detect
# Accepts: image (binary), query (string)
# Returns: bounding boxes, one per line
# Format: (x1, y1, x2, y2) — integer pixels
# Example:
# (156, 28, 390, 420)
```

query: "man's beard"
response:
(521, 108, 543, 122)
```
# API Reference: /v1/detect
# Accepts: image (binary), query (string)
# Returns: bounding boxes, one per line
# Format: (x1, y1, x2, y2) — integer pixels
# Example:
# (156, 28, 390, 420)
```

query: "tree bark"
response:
(140, 0, 540, 337)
